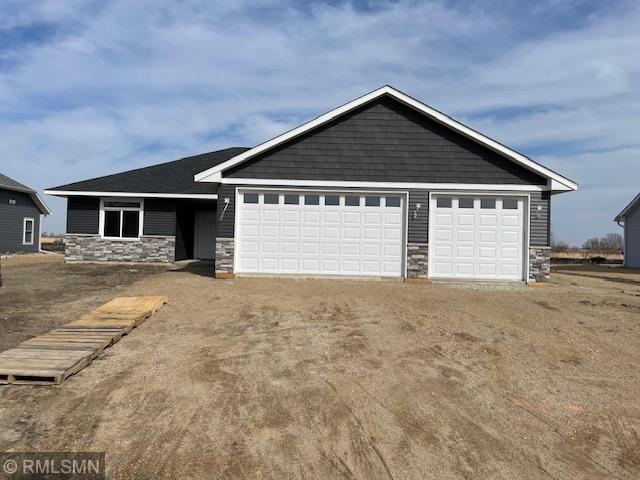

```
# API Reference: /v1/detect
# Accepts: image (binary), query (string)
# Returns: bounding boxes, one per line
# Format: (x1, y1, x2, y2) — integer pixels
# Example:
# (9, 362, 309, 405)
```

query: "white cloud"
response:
(0, 0, 638, 245)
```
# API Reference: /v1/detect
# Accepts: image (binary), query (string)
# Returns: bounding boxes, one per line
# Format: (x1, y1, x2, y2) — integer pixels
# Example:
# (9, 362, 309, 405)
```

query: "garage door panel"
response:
(282, 242, 299, 254)
(478, 230, 496, 242)
(237, 191, 404, 277)
(261, 257, 278, 270)
(323, 212, 340, 224)
(363, 244, 380, 256)
(457, 214, 474, 226)
(364, 228, 380, 240)
(456, 246, 474, 258)
(343, 212, 360, 224)
(456, 263, 474, 275)
(263, 210, 280, 222)
(244, 210, 259, 221)
(431, 195, 524, 280)
(243, 224, 259, 237)
(343, 244, 360, 256)
(436, 229, 453, 241)
(457, 230, 474, 242)
(282, 225, 299, 238)
(322, 243, 340, 255)
(283, 210, 299, 222)
(303, 211, 320, 223)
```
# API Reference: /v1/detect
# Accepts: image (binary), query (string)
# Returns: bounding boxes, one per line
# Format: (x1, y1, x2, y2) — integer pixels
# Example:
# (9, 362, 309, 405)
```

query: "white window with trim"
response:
(99, 199, 144, 239)
(23, 217, 34, 245)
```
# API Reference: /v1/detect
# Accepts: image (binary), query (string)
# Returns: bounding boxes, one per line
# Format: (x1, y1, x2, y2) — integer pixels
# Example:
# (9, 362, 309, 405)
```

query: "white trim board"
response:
(45, 190, 218, 200)
(219, 178, 548, 192)
(23, 217, 35, 245)
(194, 85, 577, 192)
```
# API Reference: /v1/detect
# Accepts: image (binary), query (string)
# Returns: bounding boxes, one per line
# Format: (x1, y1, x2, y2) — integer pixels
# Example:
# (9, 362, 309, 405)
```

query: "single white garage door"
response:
(236, 190, 405, 276)
(429, 195, 525, 280)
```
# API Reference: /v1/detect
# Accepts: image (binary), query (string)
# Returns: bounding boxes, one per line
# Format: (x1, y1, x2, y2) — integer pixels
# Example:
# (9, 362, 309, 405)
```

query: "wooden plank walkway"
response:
(0, 296, 167, 385)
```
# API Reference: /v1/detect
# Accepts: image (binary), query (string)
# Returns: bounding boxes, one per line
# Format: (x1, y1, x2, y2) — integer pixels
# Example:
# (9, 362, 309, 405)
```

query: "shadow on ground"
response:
(169, 260, 215, 278)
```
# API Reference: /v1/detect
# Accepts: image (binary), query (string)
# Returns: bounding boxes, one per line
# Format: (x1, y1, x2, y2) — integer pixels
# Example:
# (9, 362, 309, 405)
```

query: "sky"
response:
(0, 0, 638, 245)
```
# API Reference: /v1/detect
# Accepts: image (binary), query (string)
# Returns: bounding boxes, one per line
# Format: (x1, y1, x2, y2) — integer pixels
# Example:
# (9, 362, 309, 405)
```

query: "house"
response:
(45, 86, 577, 282)
(615, 193, 640, 268)
(1, 173, 51, 253)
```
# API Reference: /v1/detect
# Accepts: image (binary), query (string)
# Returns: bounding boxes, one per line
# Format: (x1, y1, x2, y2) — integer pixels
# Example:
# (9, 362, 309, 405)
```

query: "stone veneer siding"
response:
(529, 245, 551, 283)
(215, 238, 235, 275)
(65, 234, 175, 263)
(407, 243, 428, 278)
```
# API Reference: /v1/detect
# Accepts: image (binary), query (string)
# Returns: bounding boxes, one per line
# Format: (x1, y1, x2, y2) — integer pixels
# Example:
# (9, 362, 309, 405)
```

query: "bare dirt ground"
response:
(1, 257, 639, 479)
(0, 255, 166, 351)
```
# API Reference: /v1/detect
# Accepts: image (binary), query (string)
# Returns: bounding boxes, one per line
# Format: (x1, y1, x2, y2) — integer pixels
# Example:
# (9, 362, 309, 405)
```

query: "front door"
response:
(194, 211, 217, 260)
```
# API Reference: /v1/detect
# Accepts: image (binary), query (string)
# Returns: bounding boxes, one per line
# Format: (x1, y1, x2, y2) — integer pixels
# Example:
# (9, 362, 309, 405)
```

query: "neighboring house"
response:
(0, 173, 51, 253)
(615, 193, 640, 268)
(46, 86, 577, 282)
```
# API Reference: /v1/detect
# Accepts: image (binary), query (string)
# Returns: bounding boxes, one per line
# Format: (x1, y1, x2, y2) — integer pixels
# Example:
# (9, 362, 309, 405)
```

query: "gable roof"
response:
(194, 85, 577, 192)
(615, 193, 640, 222)
(45, 147, 249, 199)
(0, 172, 51, 215)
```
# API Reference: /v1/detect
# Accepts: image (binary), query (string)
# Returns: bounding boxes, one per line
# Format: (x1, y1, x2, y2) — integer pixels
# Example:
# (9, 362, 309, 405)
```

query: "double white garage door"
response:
(236, 190, 405, 276)
(235, 190, 526, 281)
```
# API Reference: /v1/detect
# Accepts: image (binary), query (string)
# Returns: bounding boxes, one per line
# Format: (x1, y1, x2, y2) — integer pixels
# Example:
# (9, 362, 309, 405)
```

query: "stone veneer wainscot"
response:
(407, 243, 428, 278)
(529, 245, 551, 282)
(65, 234, 175, 263)
(215, 238, 235, 276)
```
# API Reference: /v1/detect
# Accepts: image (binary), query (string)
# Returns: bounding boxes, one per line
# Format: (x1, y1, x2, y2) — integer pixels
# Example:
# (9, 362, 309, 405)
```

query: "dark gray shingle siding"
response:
(408, 190, 429, 243)
(144, 199, 176, 236)
(67, 197, 100, 234)
(624, 204, 640, 267)
(530, 191, 550, 246)
(0, 188, 41, 253)
(226, 96, 546, 186)
(216, 185, 236, 238)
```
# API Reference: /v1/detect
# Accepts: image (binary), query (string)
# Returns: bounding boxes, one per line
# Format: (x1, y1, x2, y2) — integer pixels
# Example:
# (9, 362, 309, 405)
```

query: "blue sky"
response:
(1, 0, 639, 245)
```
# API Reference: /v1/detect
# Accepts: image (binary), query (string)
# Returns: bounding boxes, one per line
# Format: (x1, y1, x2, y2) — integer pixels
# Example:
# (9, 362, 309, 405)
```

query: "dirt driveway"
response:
(1, 258, 639, 479)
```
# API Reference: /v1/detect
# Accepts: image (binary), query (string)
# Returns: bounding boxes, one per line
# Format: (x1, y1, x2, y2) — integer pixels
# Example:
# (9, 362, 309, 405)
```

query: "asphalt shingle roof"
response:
(0, 173, 34, 192)
(0, 172, 51, 214)
(48, 147, 249, 194)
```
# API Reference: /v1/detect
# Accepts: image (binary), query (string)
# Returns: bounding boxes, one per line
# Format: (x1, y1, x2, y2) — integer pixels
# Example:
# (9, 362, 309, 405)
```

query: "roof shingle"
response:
(48, 147, 249, 194)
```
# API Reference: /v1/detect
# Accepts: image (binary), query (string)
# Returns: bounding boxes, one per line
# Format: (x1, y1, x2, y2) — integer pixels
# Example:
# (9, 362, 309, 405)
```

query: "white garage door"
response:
(236, 190, 405, 276)
(429, 195, 525, 280)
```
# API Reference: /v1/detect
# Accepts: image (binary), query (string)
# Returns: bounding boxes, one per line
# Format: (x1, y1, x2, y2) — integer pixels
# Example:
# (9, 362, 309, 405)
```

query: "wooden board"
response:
(0, 296, 167, 385)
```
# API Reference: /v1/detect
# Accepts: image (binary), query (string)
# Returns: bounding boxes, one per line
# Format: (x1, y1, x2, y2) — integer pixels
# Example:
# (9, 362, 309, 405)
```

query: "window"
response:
(324, 195, 340, 206)
(345, 195, 360, 206)
(385, 196, 401, 207)
(8, 198, 16, 205)
(481, 198, 496, 209)
(502, 198, 518, 210)
(436, 197, 452, 208)
(458, 197, 474, 209)
(101, 200, 142, 239)
(243, 193, 258, 204)
(365, 196, 380, 207)
(305, 194, 320, 205)
(264, 193, 279, 204)
(284, 194, 299, 205)
(23, 218, 34, 245)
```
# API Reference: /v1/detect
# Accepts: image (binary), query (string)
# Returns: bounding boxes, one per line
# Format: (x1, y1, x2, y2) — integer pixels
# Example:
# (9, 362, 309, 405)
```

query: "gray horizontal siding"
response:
(408, 190, 429, 243)
(216, 185, 237, 238)
(530, 191, 550, 246)
(624, 205, 640, 267)
(226, 96, 546, 186)
(0, 188, 41, 253)
(143, 199, 176, 236)
(67, 197, 99, 234)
